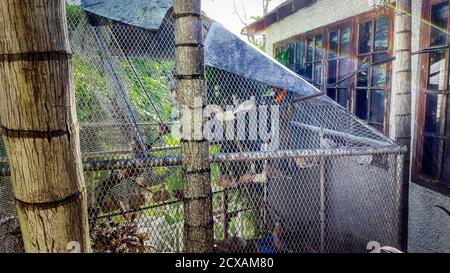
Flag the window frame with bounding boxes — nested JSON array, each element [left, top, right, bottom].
[[413, 0, 450, 196], [273, 9, 394, 134], [354, 14, 393, 132]]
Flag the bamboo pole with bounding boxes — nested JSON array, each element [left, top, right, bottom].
[[173, 0, 214, 252], [0, 0, 90, 252]]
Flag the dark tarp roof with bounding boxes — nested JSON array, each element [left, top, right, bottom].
[[66, 0, 173, 30]]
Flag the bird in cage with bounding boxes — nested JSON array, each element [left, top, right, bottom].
[[273, 88, 287, 104], [171, 189, 184, 201], [218, 174, 236, 189], [152, 186, 170, 203], [156, 122, 170, 137], [239, 172, 256, 185], [101, 195, 123, 214]]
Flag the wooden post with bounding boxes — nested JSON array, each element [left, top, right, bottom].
[[173, 0, 214, 252], [0, 0, 90, 252], [390, 0, 411, 251]]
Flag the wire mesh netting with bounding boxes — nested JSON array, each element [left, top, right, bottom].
[[0, 5, 405, 253]]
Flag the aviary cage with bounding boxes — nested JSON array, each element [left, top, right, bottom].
[[0, 1, 406, 253]]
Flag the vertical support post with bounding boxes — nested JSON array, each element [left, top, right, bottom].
[[174, 0, 214, 252], [395, 153, 406, 250], [0, 0, 90, 252], [319, 132, 326, 253], [221, 190, 229, 240], [390, 0, 412, 251]]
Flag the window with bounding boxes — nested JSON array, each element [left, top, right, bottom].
[[273, 10, 393, 134], [355, 16, 390, 132], [308, 35, 324, 89], [414, 0, 450, 195], [275, 41, 303, 76]]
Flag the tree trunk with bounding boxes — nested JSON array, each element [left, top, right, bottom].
[[390, 0, 411, 251], [0, 0, 90, 252], [173, 0, 214, 253]]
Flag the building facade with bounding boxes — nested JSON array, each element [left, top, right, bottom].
[[243, 0, 450, 252]]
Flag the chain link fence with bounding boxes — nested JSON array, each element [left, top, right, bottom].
[[0, 5, 405, 253]]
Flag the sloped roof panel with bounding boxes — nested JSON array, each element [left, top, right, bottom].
[[204, 23, 326, 101], [66, 0, 173, 30]]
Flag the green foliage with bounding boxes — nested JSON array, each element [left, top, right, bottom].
[[121, 59, 175, 122], [73, 55, 108, 122], [66, 4, 84, 33]]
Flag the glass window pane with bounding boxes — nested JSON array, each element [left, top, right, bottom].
[[287, 43, 295, 65], [305, 63, 313, 80], [370, 90, 385, 123], [329, 31, 338, 59], [314, 62, 323, 85], [422, 136, 439, 177], [328, 60, 337, 84], [338, 59, 350, 87], [327, 88, 337, 101], [443, 141, 450, 181], [372, 54, 389, 88], [357, 56, 370, 87], [307, 39, 314, 62], [337, 88, 348, 108], [430, 2, 449, 46], [340, 27, 351, 57], [356, 89, 368, 120], [295, 42, 303, 65], [315, 35, 323, 60], [424, 93, 444, 134], [428, 51, 446, 90], [359, 21, 372, 54], [374, 16, 389, 51]]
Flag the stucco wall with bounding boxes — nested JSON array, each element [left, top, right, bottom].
[[264, 0, 450, 252], [265, 0, 374, 57]]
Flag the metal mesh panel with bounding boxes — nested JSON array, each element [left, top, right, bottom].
[[0, 5, 405, 253]]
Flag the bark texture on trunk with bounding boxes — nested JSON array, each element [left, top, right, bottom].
[[391, 0, 412, 251], [173, 0, 214, 253], [0, 0, 90, 252]]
